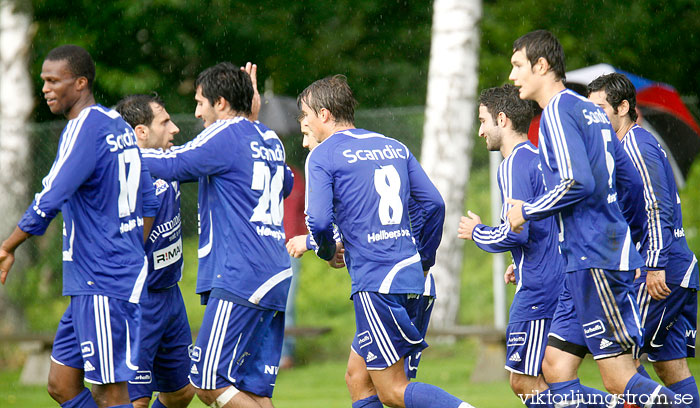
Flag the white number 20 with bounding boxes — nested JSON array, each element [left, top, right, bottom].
[[250, 162, 284, 226], [374, 165, 403, 225], [117, 148, 141, 217]]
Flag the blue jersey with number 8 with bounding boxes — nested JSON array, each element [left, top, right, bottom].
[[305, 128, 445, 296]]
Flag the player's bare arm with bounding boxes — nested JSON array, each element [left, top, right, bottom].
[[0, 226, 32, 284], [286, 234, 309, 258], [506, 198, 526, 232], [645, 269, 671, 300], [457, 210, 481, 240]]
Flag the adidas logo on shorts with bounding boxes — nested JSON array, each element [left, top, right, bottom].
[[190, 364, 199, 375], [599, 338, 613, 349], [366, 351, 378, 363], [84, 360, 95, 372], [509, 352, 522, 362]]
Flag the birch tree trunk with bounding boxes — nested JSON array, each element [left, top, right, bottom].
[[0, 0, 34, 333], [421, 0, 481, 330]]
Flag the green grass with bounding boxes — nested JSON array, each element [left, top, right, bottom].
[[2, 340, 699, 407]]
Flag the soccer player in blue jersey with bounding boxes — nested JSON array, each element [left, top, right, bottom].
[[506, 30, 689, 408], [588, 73, 699, 408], [458, 84, 565, 403], [0, 45, 159, 408], [115, 94, 195, 408], [141, 62, 293, 408], [299, 75, 473, 408]]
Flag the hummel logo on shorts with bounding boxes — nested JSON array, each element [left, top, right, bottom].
[[599, 338, 612, 349], [366, 351, 378, 363], [509, 352, 522, 362]]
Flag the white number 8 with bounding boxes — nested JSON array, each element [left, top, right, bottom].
[[374, 165, 403, 225]]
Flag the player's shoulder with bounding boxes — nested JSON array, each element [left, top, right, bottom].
[[625, 124, 657, 145]]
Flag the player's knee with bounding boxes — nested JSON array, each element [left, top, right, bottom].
[[46, 376, 81, 404], [509, 373, 533, 396], [653, 359, 692, 385], [131, 397, 150, 408], [161, 384, 196, 408], [599, 373, 627, 395], [376, 386, 406, 408]]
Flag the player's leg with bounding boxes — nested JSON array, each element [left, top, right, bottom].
[[147, 286, 195, 408], [575, 269, 686, 407], [345, 348, 381, 407], [48, 298, 99, 407]]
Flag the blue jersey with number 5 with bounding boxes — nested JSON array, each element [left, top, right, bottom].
[[305, 128, 445, 296], [142, 118, 293, 311], [18, 105, 158, 303], [521, 90, 644, 272]]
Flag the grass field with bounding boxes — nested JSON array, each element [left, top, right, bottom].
[[2, 339, 698, 407]]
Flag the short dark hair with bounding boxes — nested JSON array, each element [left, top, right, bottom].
[[513, 30, 566, 82], [45, 45, 96, 91], [586, 73, 638, 122], [195, 62, 252, 115], [479, 84, 535, 135], [297, 75, 357, 125], [114, 94, 164, 128]]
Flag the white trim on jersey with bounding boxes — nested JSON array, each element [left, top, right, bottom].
[[546, 94, 574, 181], [93, 295, 115, 384], [515, 252, 525, 294], [623, 128, 663, 267], [142, 118, 240, 159], [248, 267, 293, 305], [681, 255, 697, 288], [35, 107, 91, 209], [202, 299, 233, 389], [378, 252, 421, 294], [590, 269, 634, 350], [62, 220, 75, 261], [124, 319, 139, 371], [620, 228, 632, 272], [358, 292, 400, 366], [128, 256, 148, 304], [198, 210, 213, 259], [423, 271, 433, 296]]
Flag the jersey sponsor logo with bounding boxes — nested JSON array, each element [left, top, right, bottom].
[[120, 216, 144, 234], [256, 225, 285, 240], [342, 144, 407, 164], [607, 192, 618, 204], [148, 213, 181, 243], [154, 179, 169, 196], [582, 108, 611, 126], [686, 330, 696, 339], [599, 338, 613, 349], [153, 238, 183, 270], [583, 320, 606, 338], [367, 228, 411, 244], [674, 228, 686, 238], [81, 341, 94, 358], [106, 128, 138, 152], [366, 351, 378, 363], [357, 331, 373, 349], [84, 360, 96, 372], [507, 332, 527, 347], [250, 141, 284, 162], [509, 352, 522, 362], [129, 370, 153, 384], [189, 345, 202, 362], [264, 365, 279, 375]]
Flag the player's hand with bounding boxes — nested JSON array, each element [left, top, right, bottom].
[[457, 211, 481, 240], [634, 268, 641, 280], [645, 269, 671, 300], [0, 247, 15, 285], [504, 264, 516, 285], [328, 242, 345, 269], [242, 62, 261, 122], [286, 235, 309, 258], [506, 198, 526, 233]]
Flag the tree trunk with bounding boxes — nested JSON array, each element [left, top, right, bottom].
[[0, 0, 34, 334], [421, 0, 481, 330]]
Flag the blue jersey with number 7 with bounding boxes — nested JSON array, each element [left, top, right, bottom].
[[18, 105, 158, 303], [142, 118, 293, 311], [305, 128, 445, 296], [521, 90, 644, 273]]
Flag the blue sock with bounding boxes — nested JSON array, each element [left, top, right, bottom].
[[152, 397, 168, 408], [524, 388, 553, 408], [60, 388, 98, 408], [637, 364, 652, 379], [669, 377, 698, 408], [624, 373, 683, 408], [548, 379, 586, 408], [352, 394, 382, 408], [404, 382, 470, 408]]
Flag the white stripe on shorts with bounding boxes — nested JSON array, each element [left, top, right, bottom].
[[358, 292, 400, 366], [202, 299, 232, 389]]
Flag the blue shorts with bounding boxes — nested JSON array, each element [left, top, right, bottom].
[[189, 296, 284, 398], [634, 282, 697, 362], [505, 318, 550, 376], [51, 295, 141, 385], [128, 286, 192, 400], [548, 269, 643, 360], [350, 292, 430, 374]]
